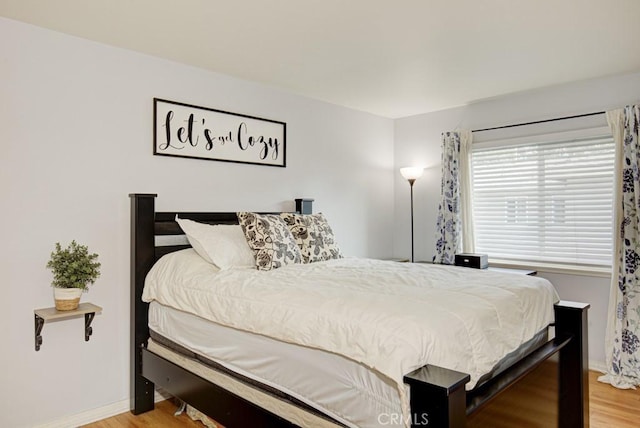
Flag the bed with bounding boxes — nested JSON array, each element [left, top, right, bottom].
[[129, 193, 590, 427]]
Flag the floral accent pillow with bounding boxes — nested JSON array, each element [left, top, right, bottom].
[[280, 212, 343, 263], [237, 212, 302, 270]]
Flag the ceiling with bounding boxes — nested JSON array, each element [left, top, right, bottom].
[[2, 0, 640, 118]]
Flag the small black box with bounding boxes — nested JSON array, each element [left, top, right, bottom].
[[455, 253, 488, 269]]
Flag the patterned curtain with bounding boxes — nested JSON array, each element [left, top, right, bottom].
[[433, 130, 473, 264], [600, 105, 640, 389]]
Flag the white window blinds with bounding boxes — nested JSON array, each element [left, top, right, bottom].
[[471, 132, 614, 268]]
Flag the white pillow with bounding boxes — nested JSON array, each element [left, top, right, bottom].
[[175, 217, 255, 270]]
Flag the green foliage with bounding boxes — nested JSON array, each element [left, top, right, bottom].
[[46, 241, 101, 290]]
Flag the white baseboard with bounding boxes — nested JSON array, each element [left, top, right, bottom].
[[589, 360, 607, 374], [33, 392, 168, 428]]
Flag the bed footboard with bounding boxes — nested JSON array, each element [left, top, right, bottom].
[[403, 301, 589, 428], [555, 301, 590, 427], [404, 365, 469, 427]]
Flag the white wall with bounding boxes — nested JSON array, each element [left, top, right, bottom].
[[0, 18, 394, 427], [394, 71, 640, 368]]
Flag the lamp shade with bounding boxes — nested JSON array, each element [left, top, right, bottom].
[[400, 167, 424, 181]]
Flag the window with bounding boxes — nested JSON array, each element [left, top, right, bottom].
[[471, 130, 614, 270]]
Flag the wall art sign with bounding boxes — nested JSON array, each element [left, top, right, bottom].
[[153, 98, 286, 167]]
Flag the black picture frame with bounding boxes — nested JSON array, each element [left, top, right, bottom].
[[153, 98, 286, 167]]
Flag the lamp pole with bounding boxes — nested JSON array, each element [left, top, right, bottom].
[[400, 166, 423, 263], [409, 178, 416, 262]]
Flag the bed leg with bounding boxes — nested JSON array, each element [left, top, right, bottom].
[[404, 365, 470, 428], [132, 345, 155, 414], [554, 301, 590, 428]]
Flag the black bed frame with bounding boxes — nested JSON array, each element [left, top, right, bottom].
[[130, 193, 590, 428]]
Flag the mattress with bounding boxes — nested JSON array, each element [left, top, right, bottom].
[[148, 301, 405, 428]]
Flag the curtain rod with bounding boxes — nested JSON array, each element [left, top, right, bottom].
[[471, 110, 605, 133]]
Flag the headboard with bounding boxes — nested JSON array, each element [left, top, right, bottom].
[[128, 193, 313, 412], [130, 193, 314, 264]]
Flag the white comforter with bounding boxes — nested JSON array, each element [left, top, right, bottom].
[[143, 250, 558, 424]]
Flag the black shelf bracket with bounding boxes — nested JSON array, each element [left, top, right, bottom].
[[34, 314, 44, 352], [85, 312, 96, 341]]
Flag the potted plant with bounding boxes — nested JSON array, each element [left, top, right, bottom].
[[46, 240, 101, 311]]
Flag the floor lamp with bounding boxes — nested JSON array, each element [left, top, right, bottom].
[[400, 167, 424, 262]]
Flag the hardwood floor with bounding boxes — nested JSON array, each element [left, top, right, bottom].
[[84, 369, 639, 428], [82, 400, 204, 428], [590, 371, 640, 427]]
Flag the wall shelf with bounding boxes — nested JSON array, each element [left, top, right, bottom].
[[34, 302, 102, 351]]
